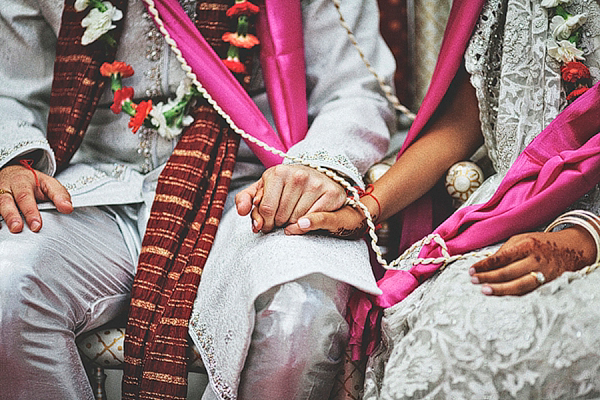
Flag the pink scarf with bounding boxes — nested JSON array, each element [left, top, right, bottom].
[[348, 0, 600, 359], [145, 0, 308, 167]]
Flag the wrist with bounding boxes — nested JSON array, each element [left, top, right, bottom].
[[359, 191, 381, 224], [560, 226, 597, 267]]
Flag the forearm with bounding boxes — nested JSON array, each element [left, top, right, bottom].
[[369, 67, 484, 222]]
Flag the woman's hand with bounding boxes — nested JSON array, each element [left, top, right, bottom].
[[470, 226, 597, 296], [283, 192, 380, 239], [0, 164, 73, 233]]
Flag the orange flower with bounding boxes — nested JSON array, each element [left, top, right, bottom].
[[567, 86, 589, 101], [100, 61, 134, 78], [222, 32, 259, 49], [110, 87, 134, 114], [128, 100, 152, 133], [561, 61, 591, 83], [566, 86, 589, 102], [226, 1, 259, 17], [223, 58, 246, 74]]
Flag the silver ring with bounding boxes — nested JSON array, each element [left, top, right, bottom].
[[530, 271, 546, 285]]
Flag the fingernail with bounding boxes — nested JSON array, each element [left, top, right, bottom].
[[481, 285, 493, 295], [468, 267, 475, 276], [30, 221, 41, 231], [9, 221, 20, 231], [253, 219, 259, 228], [471, 276, 479, 284], [298, 218, 310, 229]]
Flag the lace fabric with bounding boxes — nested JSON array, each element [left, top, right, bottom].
[[364, 0, 600, 398]]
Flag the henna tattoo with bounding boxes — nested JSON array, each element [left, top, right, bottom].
[[520, 237, 588, 279], [332, 218, 368, 240]]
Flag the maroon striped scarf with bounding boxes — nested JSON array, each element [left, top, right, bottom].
[[47, 1, 249, 398]]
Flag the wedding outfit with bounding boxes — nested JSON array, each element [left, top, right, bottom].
[[361, 0, 600, 398], [0, 0, 395, 398]]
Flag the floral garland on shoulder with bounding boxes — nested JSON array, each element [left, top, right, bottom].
[[543, 0, 592, 103], [75, 0, 260, 138]]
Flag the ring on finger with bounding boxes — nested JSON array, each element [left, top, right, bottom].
[[0, 188, 13, 196], [529, 271, 546, 285]]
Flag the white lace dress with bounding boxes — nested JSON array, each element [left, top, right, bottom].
[[363, 0, 600, 398]]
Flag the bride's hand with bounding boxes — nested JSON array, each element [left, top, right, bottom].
[[283, 204, 370, 240], [470, 227, 597, 296]]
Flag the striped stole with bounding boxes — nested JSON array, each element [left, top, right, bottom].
[[47, 1, 248, 398]]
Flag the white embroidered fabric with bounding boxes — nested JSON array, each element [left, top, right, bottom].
[[363, 0, 600, 398]]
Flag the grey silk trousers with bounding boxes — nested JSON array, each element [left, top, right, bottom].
[[0, 207, 136, 400], [0, 206, 350, 400]]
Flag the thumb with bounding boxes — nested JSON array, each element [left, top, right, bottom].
[[284, 212, 332, 236]]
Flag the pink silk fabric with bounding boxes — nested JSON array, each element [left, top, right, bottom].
[[145, 0, 307, 167], [348, 0, 600, 360]]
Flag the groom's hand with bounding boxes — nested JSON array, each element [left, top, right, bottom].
[[235, 164, 346, 233]]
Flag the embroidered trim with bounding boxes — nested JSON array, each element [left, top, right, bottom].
[[189, 316, 236, 400], [0, 140, 49, 161], [62, 170, 109, 192], [286, 150, 361, 181]]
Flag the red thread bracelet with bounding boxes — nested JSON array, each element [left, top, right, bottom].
[[19, 159, 40, 187], [360, 184, 381, 218], [350, 184, 382, 228]]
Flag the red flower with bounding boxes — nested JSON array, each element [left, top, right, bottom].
[[100, 61, 135, 78], [223, 58, 247, 74], [566, 86, 590, 102], [226, 1, 259, 17], [222, 32, 260, 49], [561, 61, 591, 83], [128, 100, 152, 133], [110, 87, 134, 114]]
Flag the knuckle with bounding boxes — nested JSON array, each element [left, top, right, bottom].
[[307, 179, 324, 193], [258, 203, 276, 217], [291, 169, 309, 185], [271, 165, 286, 179], [13, 191, 31, 203]]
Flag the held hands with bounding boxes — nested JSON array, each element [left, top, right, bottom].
[[235, 164, 347, 234], [470, 227, 596, 296], [0, 164, 73, 233]]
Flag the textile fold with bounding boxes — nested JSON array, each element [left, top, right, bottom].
[[348, 0, 600, 360]]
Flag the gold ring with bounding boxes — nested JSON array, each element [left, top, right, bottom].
[[0, 188, 13, 196], [530, 271, 546, 285]]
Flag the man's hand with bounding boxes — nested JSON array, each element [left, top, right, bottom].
[[470, 227, 596, 296], [235, 164, 347, 233], [0, 165, 73, 233]]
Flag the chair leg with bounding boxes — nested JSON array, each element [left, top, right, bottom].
[[92, 366, 108, 400]]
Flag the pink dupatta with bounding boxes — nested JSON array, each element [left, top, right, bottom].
[[145, 0, 308, 167], [348, 0, 600, 360]]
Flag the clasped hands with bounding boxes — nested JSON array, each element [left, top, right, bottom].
[[238, 166, 597, 296]]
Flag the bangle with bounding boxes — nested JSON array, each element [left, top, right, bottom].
[[545, 210, 600, 266]]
